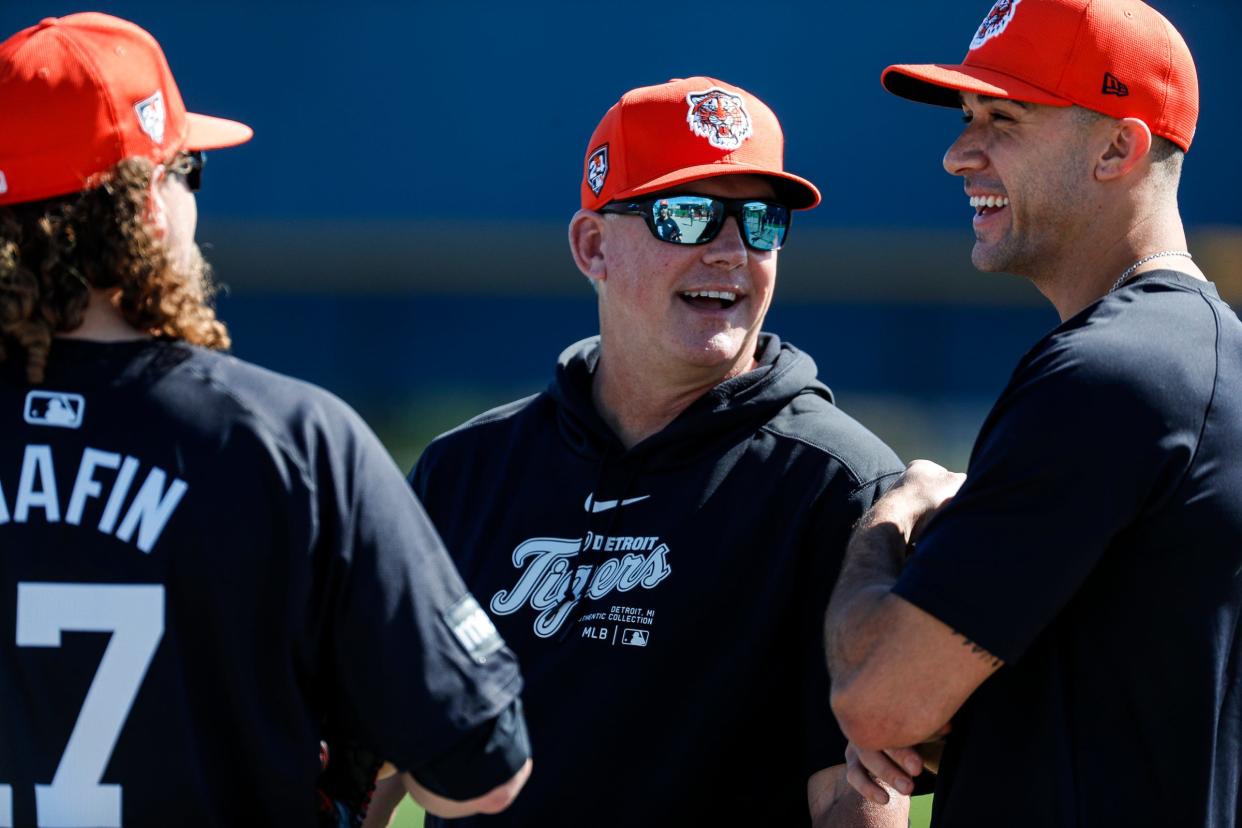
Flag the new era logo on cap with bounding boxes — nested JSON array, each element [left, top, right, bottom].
[[1102, 73, 1129, 97]]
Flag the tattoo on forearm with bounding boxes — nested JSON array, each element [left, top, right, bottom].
[[953, 630, 1004, 669]]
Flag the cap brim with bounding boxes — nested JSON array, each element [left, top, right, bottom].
[[184, 112, 253, 150], [882, 63, 1071, 109], [614, 163, 821, 210]]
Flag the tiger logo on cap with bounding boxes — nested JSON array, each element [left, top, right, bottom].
[[970, 0, 1020, 50], [686, 88, 752, 151]]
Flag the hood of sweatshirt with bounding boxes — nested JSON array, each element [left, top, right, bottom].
[[547, 333, 833, 468]]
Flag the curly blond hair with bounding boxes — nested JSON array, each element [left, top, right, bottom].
[[0, 156, 230, 383]]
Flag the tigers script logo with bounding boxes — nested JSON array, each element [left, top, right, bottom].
[[686, 87, 752, 151], [489, 531, 671, 638], [970, 0, 1020, 50]]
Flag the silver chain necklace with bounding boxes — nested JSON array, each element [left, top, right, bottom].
[[1109, 251, 1194, 294]]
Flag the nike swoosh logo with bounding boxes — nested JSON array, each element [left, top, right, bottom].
[[584, 494, 651, 513]]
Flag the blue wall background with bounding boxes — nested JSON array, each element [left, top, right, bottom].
[[4, 0, 1238, 227], [3, 1, 1238, 466]]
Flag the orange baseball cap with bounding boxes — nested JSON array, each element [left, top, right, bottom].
[[580, 76, 820, 211], [0, 13, 253, 207], [881, 0, 1199, 151]]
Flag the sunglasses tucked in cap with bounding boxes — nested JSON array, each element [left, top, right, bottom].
[[881, 0, 1199, 151], [0, 12, 253, 207], [580, 76, 821, 212]]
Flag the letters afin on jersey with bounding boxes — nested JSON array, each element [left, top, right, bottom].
[[0, 444, 188, 553]]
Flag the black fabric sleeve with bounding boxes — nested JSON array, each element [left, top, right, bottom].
[[802, 471, 903, 777], [409, 698, 531, 800], [894, 334, 1198, 664], [317, 405, 523, 773]]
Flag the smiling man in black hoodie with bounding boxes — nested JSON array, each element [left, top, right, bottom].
[[397, 77, 906, 827]]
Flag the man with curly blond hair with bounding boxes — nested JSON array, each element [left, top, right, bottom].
[[0, 13, 529, 827]]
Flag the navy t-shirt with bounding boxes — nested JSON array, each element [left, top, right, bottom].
[[895, 272, 1242, 827], [0, 339, 522, 827]]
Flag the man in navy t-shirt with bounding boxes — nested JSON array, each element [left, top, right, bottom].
[[0, 14, 529, 826], [824, 1, 1242, 826]]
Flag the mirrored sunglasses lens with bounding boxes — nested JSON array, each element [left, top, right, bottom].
[[651, 196, 717, 244], [741, 202, 788, 251]]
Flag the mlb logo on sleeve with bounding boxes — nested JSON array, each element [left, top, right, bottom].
[[443, 594, 507, 664], [24, 391, 85, 429]]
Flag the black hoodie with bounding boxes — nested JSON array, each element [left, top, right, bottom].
[[411, 334, 902, 827]]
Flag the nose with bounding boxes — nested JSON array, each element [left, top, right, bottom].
[[943, 127, 986, 178], [702, 216, 748, 269]]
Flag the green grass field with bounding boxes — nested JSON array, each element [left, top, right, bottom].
[[384, 794, 934, 827], [391, 798, 422, 827]]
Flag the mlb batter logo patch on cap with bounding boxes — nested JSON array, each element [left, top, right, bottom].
[[134, 89, 166, 144], [24, 390, 85, 429], [686, 87, 753, 150], [0, 171, 7, 195], [970, 0, 1020, 50], [587, 144, 609, 196]]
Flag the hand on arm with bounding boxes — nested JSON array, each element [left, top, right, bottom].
[[807, 764, 909, 828], [843, 723, 949, 805], [825, 461, 1002, 750]]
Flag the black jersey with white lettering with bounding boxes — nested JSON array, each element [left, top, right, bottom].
[[411, 334, 903, 827], [0, 338, 523, 828], [895, 272, 1242, 827]]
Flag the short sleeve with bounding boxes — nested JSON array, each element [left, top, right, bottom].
[[894, 337, 1196, 663], [803, 473, 901, 775], [319, 409, 523, 771]]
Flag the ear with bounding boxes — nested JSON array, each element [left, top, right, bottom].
[[568, 209, 608, 286], [145, 165, 170, 238], [1095, 117, 1153, 182]]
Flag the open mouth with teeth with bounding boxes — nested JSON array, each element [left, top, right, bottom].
[[679, 290, 739, 310], [970, 195, 1010, 216]]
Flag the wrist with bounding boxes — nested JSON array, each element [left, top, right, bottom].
[[866, 493, 921, 542]]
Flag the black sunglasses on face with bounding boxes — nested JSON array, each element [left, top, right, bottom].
[[599, 193, 792, 251], [166, 150, 205, 192]]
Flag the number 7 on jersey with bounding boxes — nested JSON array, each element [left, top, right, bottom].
[[3, 583, 164, 828]]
